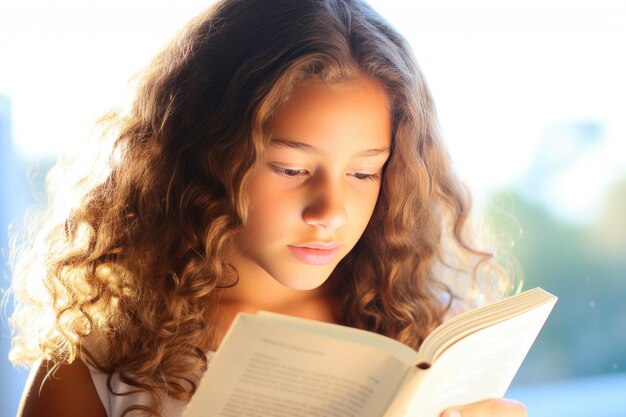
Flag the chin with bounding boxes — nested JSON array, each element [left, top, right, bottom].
[[274, 272, 331, 291]]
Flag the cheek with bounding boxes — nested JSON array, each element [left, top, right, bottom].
[[244, 180, 301, 237], [348, 189, 380, 231]]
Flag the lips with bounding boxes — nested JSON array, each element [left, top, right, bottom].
[[288, 243, 341, 265]]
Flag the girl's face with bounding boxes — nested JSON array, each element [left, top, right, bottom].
[[232, 76, 392, 291]]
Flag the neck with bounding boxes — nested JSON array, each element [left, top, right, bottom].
[[203, 258, 341, 350], [219, 256, 333, 311]]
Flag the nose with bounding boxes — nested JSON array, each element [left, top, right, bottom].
[[302, 174, 347, 231]]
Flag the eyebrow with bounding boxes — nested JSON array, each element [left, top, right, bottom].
[[270, 138, 390, 158]]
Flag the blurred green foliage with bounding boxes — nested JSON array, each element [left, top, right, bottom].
[[485, 178, 626, 384]]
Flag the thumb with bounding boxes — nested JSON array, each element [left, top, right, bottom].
[[440, 398, 527, 417]]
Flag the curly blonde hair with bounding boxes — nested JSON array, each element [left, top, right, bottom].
[[9, 0, 515, 415]]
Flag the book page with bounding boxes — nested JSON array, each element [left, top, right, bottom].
[[184, 315, 410, 417], [416, 287, 556, 364], [256, 311, 420, 365], [404, 300, 556, 417]]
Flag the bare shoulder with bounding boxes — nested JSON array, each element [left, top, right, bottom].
[[17, 356, 107, 417]]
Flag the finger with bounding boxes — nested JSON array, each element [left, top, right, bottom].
[[440, 398, 527, 417]]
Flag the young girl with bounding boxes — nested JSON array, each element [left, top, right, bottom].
[[10, 0, 527, 416]]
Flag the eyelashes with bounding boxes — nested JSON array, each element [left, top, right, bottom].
[[268, 164, 380, 181], [350, 172, 380, 181], [270, 165, 308, 178]]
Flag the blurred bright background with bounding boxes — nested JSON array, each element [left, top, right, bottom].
[[1, 0, 625, 416]]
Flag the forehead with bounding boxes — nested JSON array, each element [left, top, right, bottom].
[[269, 77, 392, 151]]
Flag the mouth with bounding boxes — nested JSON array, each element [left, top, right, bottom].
[[287, 244, 341, 265]]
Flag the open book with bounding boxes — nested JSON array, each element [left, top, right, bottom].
[[184, 287, 557, 417]]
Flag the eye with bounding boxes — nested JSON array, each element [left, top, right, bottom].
[[269, 164, 309, 178], [349, 172, 381, 181]]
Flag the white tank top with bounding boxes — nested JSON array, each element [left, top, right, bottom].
[[87, 351, 216, 417]]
